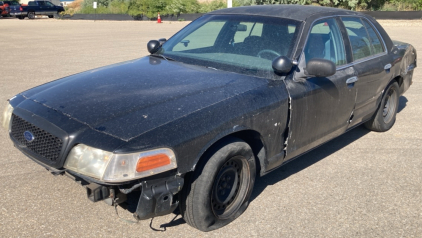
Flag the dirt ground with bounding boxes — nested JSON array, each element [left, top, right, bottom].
[[0, 18, 421, 237]]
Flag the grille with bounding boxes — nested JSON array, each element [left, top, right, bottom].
[[11, 114, 63, 162]]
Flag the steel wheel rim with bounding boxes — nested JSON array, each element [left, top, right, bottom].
[[382, 87, 397, 124], [211, 155, 250, 219]]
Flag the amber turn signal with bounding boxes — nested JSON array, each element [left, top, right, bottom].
[[136, 154, 171, 172]]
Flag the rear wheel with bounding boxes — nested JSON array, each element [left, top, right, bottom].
[[180, 137, 256, 231], [27, 11, 35, 19], [365, 81, 399, 132]]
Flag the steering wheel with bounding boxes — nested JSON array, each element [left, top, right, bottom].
[[257, 49, 281, 58]]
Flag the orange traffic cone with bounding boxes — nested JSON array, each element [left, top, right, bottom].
[[157, 12, 162, 23]]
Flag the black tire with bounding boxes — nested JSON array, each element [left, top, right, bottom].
[[180, 137, 256, 231], [365, 81, 399, 132], [27, 11, 35, 19], [48, 15, 54, 18]]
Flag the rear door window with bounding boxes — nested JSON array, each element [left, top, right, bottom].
[[341, 17, 384, 61]]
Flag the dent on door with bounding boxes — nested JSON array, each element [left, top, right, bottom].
[[282, 59, 358, 161]]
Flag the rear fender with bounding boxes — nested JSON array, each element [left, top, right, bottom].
[[391, 41, 417, 95]]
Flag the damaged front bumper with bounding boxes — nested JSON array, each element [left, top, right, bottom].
[[8, 105, 184, 221], [15, 143, 184, 220], [79, 173, 184, 220]]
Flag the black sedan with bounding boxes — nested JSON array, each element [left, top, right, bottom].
[[2, 5, 417, 232]]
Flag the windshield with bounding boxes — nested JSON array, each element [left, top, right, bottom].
[[159, 14, 301, 78]]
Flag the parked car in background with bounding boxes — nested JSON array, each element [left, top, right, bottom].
[[10, 0, 64, 19], [2, 5, 417, 232], [0, 1, 9, 17], [0, 1, 19, 17], [3, 1, 20, 17]]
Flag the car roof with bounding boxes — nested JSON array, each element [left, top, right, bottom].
[[208, 5, 361, 22]]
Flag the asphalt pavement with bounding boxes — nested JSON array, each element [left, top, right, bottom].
[[0, 18, 421, 237]]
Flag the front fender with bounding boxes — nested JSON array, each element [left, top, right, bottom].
[[119, 81, 290, 176]]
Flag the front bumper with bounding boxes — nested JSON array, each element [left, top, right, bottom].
[[71, 172, 184, 220], [13, 132, 184, 220], [133, 175, 184, 220], [8, 102, 184, 220]]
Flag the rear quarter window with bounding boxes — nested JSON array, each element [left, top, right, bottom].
[[362, 19, 384, 54]]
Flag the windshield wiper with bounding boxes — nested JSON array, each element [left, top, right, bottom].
[[151, 54, 177, 62]]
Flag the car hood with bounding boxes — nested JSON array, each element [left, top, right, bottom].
[[21, 56, 268, 141]]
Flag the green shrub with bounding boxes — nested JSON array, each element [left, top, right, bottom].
[[127, 0, 170, 18], [72, 0, 422, 18], [199, 0, 226, 13], [234, 0, 422, 11], [166, 0, 200, 15]]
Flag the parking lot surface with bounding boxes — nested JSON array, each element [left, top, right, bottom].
[[0, 18, 421, 237]]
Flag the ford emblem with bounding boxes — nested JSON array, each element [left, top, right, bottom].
[[24, 131, 35, 142]]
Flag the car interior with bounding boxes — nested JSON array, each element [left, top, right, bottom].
[[232, 23, 294, 58], [304, 19, 347, 66], [172, 21, 297, 61]]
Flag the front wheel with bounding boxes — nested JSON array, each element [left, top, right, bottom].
[[365, 81, 399, 132], [179, 137, 256, 231]]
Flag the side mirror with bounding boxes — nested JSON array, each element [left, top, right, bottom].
[[158, 38, 167, 45], [147, 40, 160, 54], [272, 56, 293, 74], [305, 58, 336, 78]]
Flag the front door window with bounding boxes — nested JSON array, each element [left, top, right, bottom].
[[304, 18, 346, 66]]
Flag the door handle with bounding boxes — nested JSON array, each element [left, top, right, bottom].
[[346, 76, 358, 84]]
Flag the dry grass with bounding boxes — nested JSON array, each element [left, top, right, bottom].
[[64, 0, 83, 15], [67, 0, 83, 9]]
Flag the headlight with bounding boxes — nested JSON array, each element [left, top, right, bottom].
[[64, 144, 113, 180], [2, 102, 13, 131], [64, 144, 177, 182]]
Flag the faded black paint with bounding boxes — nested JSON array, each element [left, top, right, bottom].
[[10, 56, 290, 175], [6, 6, 417, 185]]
